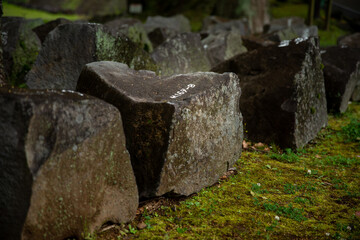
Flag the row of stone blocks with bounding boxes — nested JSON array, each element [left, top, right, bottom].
[[0, 66, 243, 239], [1, 32, 333, 239]]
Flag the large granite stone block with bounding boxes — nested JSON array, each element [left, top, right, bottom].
[[0, 87, 138, 240], [321, 47, 360, 111], [25, 23, 157, 90], [151, 33, 211, 76], [77, 61, 243, 199], [212, 37, 327, 149]]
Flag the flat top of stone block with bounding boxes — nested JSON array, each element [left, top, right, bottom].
[[212, 37, 318, 83], [81, 61, 231, 102], [0, 87, 91, 101]]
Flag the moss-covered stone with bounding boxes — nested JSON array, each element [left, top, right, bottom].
[[95, 28, 157, 72], [25, 23, 157, 90], [104, 18, 154, 52], [151, 33, 211, 76], [2, 17, 42, 87], [0, 87, 138, 239]]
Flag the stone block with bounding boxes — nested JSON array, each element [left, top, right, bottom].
[[25, 23, 157, 90], [151, 33, 211, 76], [212, 37, 327, 149], [321, 47, 360, 110], [77, 61, 243, 198], [0, 87, 138, 240]]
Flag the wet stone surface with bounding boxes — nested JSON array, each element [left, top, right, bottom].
[[0, 87, 138, 240], [212, 37, 327, 149], [77, 61, 243, 199], [321, 46, 360, 111]]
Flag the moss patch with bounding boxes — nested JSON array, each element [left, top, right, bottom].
[[95, 29, 157, 72], [95, 102, 360, 239], [3, 2, 85, 22]]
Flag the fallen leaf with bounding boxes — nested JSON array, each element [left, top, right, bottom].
[[137, 222, 147, 230]]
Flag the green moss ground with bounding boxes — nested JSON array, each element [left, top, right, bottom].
[[93, 102, 360, 240], [3, 2, 85, 22]]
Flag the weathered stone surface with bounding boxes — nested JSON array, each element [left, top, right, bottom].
[[148, 27, 178, 49], [337, 33, 360, 48], [202, 29, 247, 68], [352, 80, 360, 102], [265, 17, 306, 33], [213, 0, 270, 33], [77, 61, 243, 199], [25, 23, 157, 90], [0, 12, 5, 84], [144, 14, 191, 34], [212, 37, 327, 149], [2, 17, 42, 86], [104, 18, 153, 52], [201, 18, 250, 36], [32, 18, 71, 43], [0, 87, 138, 240], [321, 47, 360, 110], [242, 35, 275, 51], [265, 17, 318, 42], [151, 33, 211, 76]]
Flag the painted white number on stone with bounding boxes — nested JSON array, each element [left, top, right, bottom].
[[170, 84, 196, 99]]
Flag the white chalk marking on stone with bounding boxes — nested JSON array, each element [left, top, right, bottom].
[[278, 40, 290, 47], [170, 84, 196, 99]]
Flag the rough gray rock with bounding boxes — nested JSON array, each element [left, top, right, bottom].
[[213, 0, 270, 34], [337, 33, 360, 48], [148, 27, 178, 49], [242, 35, 275, 51], [151, 33, 211, 76], [265, 17, 306, 33], [321, 47, 360, 109], [0, 87, 138, 240], [2, 17, 42, 86], [201, 18, 250, 36], [265, 17, 318, 42], [144, 14, 191, 34], [32, 18, 71, 43], [212, 37, 327, 149], [25, 23, 157, 90], [77, 61, 243, 199], [202, 29, 247, 68], [104, 18, 153, 52]]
